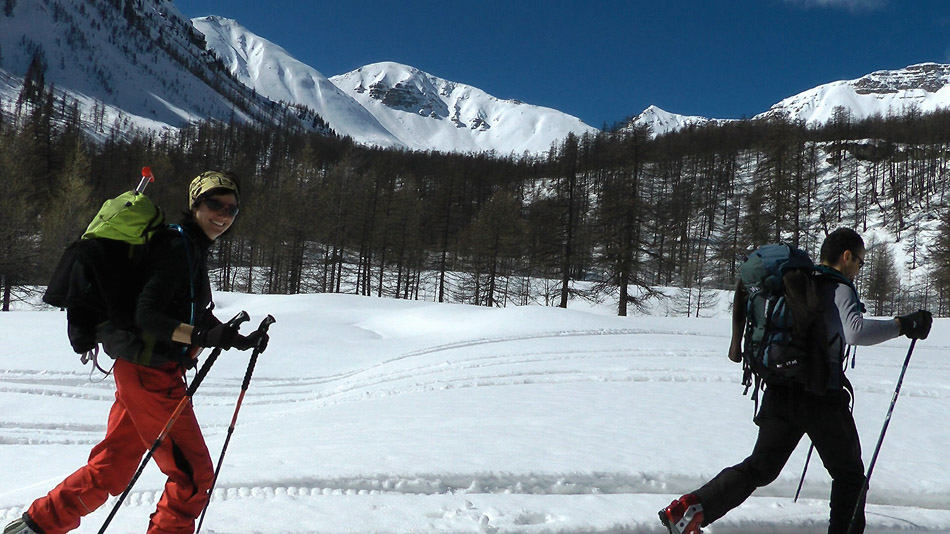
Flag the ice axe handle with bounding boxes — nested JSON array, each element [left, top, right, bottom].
[[135, 166, 155, 194]]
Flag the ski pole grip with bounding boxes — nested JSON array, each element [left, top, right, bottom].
[[257, 315, 276, 335], [188, 311, 250, 395], [240, 315, 275, 390], [227, 310, 252, 329]]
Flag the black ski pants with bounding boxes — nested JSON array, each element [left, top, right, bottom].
[[693, 383, 867, 534]]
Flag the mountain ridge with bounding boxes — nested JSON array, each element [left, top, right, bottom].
[[192, 15, 401, 148], [3, 1, 949, 153], [327, 61, 598, 154], [0, 0, 313, 136], [192, 16, 599, 155], [628, 62, 950, 136]]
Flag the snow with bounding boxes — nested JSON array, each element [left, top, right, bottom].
[[0, 0, 268, 135], [632, 63, 950, 137], [2, 293, 949, 533], [329, 62, 597, 156], [191, 16, 402, 149], [190, 14, 599, 156], [758, 63, 950, 126], [624, 105, 735, 138]]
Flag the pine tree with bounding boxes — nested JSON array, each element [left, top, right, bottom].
[[861, 237, 901, 316], [39, 140, 95, 280]]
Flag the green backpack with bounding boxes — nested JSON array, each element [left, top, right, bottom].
[[81, 190, 165, 244]]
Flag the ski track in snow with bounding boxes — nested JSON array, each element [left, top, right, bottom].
[[2, 479, 945, 534], [215, 329, 735, 409], [3, 324, 950, 533], [1, 329, 723, 410]]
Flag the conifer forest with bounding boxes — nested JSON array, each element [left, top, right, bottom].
[[3, 79, 950, 316]]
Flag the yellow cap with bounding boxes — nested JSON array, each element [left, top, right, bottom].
[[189, 171, 239, 210]]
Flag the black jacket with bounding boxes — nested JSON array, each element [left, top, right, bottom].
[[98, 219, 219, 366]]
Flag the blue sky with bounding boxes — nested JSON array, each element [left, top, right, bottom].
[[174, 0, 950, 128]]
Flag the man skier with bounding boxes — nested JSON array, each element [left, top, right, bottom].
[[659, 228, 933, 534], [6, 171, 266, 534]]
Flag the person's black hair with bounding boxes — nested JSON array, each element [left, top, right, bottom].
[[819, 228, 864, 264]]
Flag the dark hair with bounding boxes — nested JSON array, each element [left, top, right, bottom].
[[819, 228, 864, 264]]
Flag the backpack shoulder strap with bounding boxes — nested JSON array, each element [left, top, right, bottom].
[[814, 265, 865, 313], [167, 224, 197, 326]]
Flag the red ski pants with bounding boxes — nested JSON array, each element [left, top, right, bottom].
[[28, 359, 214, 534]]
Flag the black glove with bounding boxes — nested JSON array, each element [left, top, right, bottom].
[[67, 308, 98, 354], [191, 323, 240, 349], [231, 330, 269, 352], [896, 310, 933, 340]]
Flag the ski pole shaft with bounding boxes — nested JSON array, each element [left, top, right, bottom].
[[794, 442, 814, 502], [196, 315, 275, 534], [135, 166, 155, 194], [799, 346, 854, 504], [97, 311, 249, 534], [847, 338, 917, 534]]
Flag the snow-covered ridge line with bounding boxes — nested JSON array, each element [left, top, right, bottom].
[[629, 62, 950, 136], [192, 17, 597, 155]]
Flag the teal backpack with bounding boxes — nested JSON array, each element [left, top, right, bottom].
[[738, 243, 833, 397]]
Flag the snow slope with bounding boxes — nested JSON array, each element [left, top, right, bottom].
[[0, 0, 281, 131], [629, 63, 950, 136], [328, 62, 597, 155], [192, 16, 401, 148], [757, 63, 950, 125], [623, 105, 735, 137], [1, 293, 949, 533], [191, 16, 598, 155]]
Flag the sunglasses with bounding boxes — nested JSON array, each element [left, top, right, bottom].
[[203, 197, 240, 217]]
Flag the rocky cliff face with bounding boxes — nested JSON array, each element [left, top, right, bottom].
[[853, 63, 950, 95]]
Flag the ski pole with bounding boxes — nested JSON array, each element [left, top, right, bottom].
[[847, 338, 917, 534], [796, 345, 855, 503], [794, 442, 814, 502], [196, 315, 276, 534], [97, 311, 250, 534]]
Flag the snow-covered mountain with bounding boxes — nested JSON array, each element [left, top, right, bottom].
[[6, 1, 948, 154], [629, 63, 950, 137], [623, 105, 734, 137], [328, 62, 597, 155], [192, 16, 401, 148], [192, 16, 597, 155], [0, 0, 309, 136], [757, 62, 950, 125]]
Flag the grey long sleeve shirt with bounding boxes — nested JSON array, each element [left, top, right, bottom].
[[832, 283, 900, 346], [819, 277, 901, 389]]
